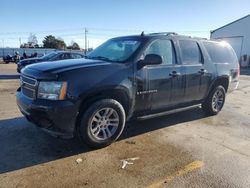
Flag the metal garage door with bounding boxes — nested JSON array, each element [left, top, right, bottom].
[[220, 36, 243, 60]]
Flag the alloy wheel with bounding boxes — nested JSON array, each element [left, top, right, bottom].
[[89, 107, 119, 140]]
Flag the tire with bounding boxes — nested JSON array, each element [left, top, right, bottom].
[[202, 85, 226, 116], [77, 99, 126, 148]]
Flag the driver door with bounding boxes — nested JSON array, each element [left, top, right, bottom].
[[135, 39, 185, 113]]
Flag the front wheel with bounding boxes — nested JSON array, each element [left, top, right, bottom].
[[77, 99, 126, 148], [202, 85, 226, 115]]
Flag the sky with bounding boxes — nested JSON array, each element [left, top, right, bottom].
[[0, 0, 249, 48]]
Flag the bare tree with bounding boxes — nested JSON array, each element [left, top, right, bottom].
[[67, 40, 80, 50], [27, 33, 38, 47]]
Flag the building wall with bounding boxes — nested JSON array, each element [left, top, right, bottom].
[[210, 15, 250, 66]]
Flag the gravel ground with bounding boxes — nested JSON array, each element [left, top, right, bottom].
[[0, 63, 17, 74]]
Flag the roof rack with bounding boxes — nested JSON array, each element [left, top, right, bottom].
[[191, 37, 208, 40], [148, 32, 178, 36]]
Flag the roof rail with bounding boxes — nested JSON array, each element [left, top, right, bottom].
[[192, 37, 208, 40], [148, 32, 178, 36]]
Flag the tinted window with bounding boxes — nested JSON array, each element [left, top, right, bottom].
[[50, 54, 61, 61], [62, 53, 71, 59], [42, 52, 58, 60], [71, 54, 83, 59], [145, 39, 175, 65], [54, 53, 71, 60], [179, 40, 202, 64], [203, 41, 238, 64]]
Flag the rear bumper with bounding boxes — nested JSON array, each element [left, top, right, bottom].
[[228, 80, 239, 93], [16, 88, 78, 138]]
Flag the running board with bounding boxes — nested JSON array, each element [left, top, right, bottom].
[[137, 104, 202, 120]]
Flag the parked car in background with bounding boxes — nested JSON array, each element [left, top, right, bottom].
[[16, 32, 240, 148], [3, 52, 21, 64], [3, 55, 13, 64], [17, 51, 84, 73]]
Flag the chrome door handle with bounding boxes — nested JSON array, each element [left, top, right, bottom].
[[169, 71, 181, 77], [198, 69, 207, 74]]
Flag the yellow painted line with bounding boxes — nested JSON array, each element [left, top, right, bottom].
[[147, 160, 204, 188]]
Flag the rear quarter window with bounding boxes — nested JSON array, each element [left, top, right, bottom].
[[203, 41, 238, 64]]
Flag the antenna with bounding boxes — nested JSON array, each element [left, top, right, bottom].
[[84, 28, 88, 55]]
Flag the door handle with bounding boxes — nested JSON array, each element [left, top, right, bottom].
[[198, 69, 207, 74], [169, 71, 181, 77]]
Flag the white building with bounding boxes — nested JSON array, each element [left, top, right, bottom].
[[210, 14, 250, 67]]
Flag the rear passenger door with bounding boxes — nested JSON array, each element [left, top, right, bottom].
[[144, 39, 185, 111], [178, 40, 211, 102]]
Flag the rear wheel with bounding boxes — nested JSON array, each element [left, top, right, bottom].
[[202, 85, 226, 115], [77, 99, 126, 148]]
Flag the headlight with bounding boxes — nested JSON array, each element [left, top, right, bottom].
[[38, 81, 67, 100]]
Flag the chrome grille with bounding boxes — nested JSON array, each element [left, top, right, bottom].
[[20, 75, 37, 99], [21, 75, 37, 86]]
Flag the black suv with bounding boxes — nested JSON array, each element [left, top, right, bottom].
[[16, 51, 84, 73], [16, 33, 240, 148]]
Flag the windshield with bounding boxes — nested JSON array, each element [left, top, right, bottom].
[[86, 39, 141, 62], [41, 52, 58, 60]]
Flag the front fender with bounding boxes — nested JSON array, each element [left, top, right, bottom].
[[78, 84, 134, 118]]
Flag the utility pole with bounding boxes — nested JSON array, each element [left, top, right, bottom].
[[2, 39, 4, 57], [19, 37, 22, 47], [84, 28, 88, 54]]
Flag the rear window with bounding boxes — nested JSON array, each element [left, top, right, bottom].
[[203, 41, 238, 64]]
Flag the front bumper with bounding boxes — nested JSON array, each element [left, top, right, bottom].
[[16, 88, 78, 138]]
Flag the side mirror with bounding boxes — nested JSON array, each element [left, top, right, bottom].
[[139, 54, 162, 68]]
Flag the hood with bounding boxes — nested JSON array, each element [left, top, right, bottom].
[[25, 58, 111, 73], [19, 57, 43, 65]]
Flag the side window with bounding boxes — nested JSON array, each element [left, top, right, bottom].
[[63, 53, 71, 59], [203, 41, 238, 64], [70, 54, 76, 59], [179, 40, 202, 64], [145, 39, 175, 65], [71, 54, 83, 59], [56, 54, 66, 60], [54, 54, 63, 60]]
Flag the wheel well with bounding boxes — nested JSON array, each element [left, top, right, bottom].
[[77, 89, 130, 119], [211, 77, 229, 92]]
